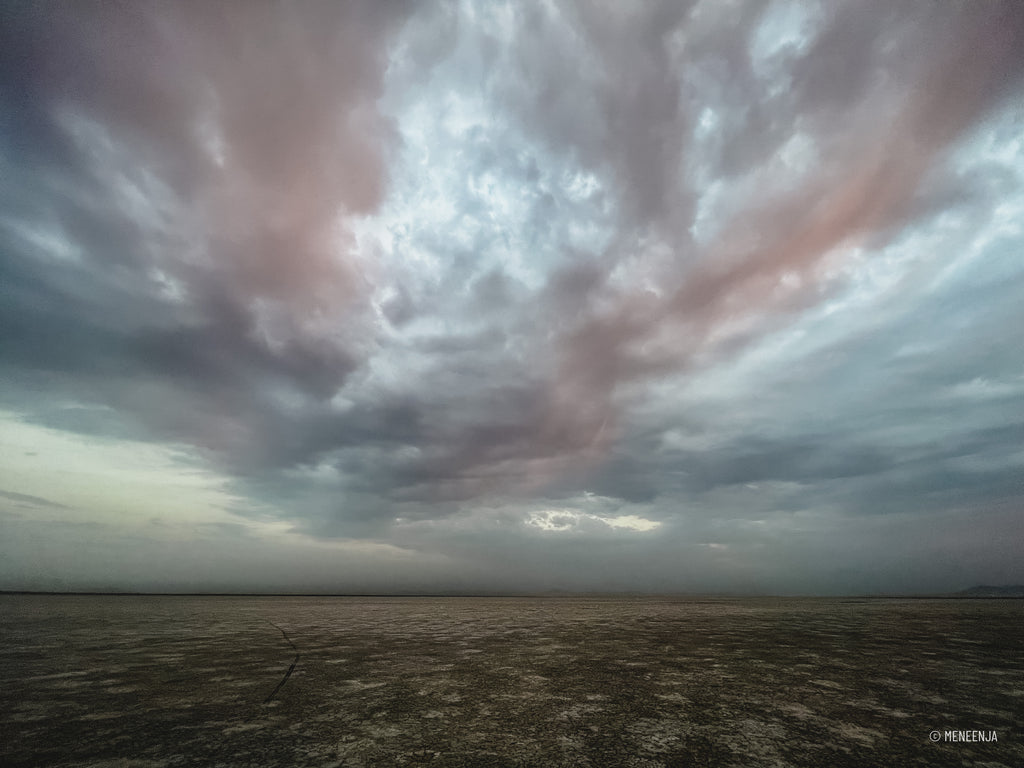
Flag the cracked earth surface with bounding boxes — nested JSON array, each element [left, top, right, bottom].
[[1, 596, 1021, 767]]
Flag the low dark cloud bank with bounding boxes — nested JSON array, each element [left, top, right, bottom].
[[1, 1, 1023, 593]]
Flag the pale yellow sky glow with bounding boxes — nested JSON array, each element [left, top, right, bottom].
[[0, 409, 242, 532]]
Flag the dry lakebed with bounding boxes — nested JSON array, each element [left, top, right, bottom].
[[1, 595, 1021, 767]]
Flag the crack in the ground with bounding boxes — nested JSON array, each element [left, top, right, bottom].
[[263, 621, 299, 705]]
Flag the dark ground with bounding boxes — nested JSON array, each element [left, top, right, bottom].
[[1, 596, 1021, 767]]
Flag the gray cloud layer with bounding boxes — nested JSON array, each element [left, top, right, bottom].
[[2, 1, 1023, 593]]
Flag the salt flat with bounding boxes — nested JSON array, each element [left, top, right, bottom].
[[1, 596, 1021, 767]]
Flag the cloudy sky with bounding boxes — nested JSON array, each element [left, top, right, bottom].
[[1, 1, 1022, 595]]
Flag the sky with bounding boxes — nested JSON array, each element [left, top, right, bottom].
[[1, 0, 1023, 595]]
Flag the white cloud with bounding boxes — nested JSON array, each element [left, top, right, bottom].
[[526, 509, 661, 534]]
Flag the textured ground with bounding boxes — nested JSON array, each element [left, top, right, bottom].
[[1, 596, 1021, 767]]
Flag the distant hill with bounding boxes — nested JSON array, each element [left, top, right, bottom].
[[955, 585, 1024, 598]]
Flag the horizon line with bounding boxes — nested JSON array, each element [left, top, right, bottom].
[[3, 589, 1021, 599]]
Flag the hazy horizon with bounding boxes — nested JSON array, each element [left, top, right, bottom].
[[2, 1, 1023, 595], [4, 586, 1022, 598]]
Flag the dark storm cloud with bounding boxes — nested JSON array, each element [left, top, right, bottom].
[[1, 0, 411, 458], [1, 0, 1023, 592]]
